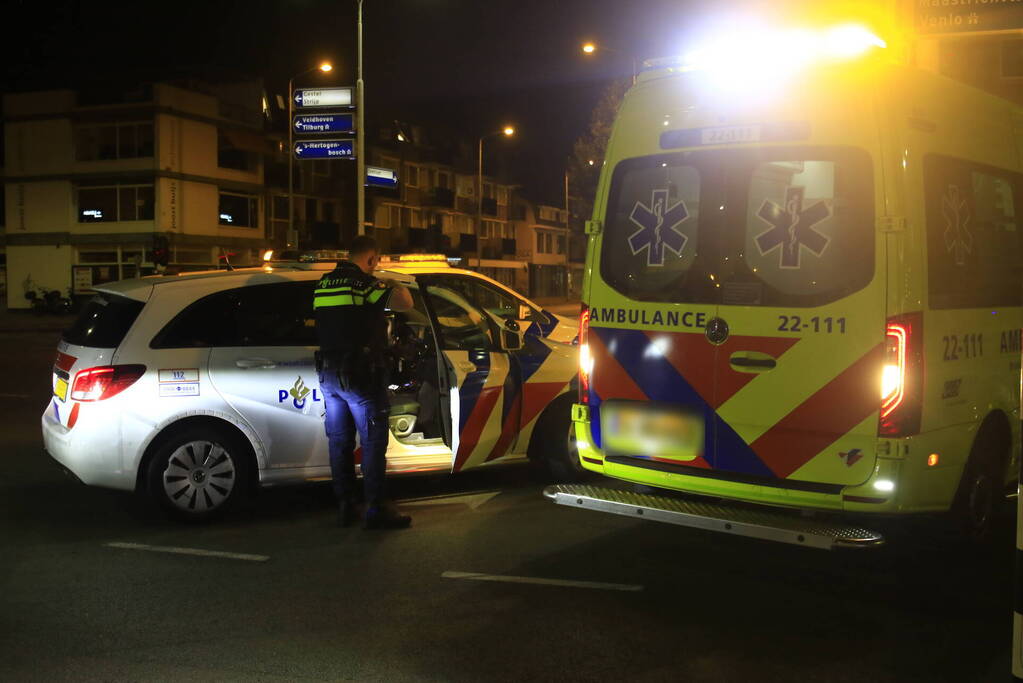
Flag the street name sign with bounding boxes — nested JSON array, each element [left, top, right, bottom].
[[366, 166, 398, 188], [293, 112, 355, 133], [293, 87, 354, 108], [293, 139, 355, 159], [916, 0, 1023, 35]]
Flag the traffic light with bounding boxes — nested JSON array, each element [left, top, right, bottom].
[[152, 234, 170, 267]]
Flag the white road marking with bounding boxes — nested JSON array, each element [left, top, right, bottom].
[[442, 571, 642, 592], [104, 542, 269, 562], [403, 491, 501, 510]]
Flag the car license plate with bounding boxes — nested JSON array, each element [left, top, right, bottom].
[[601, 402, 703, 461], [54, 377, 68, 402]]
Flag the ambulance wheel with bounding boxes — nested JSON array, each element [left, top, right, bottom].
[[952, 422, 1008, 543], [145, 424, 252, 522], [531, 394, 587, 483]]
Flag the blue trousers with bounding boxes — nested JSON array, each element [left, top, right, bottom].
[[318, 369, 390, 507]]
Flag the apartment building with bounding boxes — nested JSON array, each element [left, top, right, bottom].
[[368, 126, 527, 292], [511, 199, 569, 300], [1, 81, 276, 307]]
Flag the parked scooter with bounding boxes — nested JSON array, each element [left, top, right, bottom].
[[25, 289, 73, 315]]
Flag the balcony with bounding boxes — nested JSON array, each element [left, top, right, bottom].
[[458, 234, 477, 252], [481, 197, 497, 217]]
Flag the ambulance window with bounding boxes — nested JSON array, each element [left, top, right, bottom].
[[740, 156, 874, 305], [924, 156, 1023, 309], [601, 160, 702, 302]]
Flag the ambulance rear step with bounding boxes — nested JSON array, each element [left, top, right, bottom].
[[543, 484, 884, 550]]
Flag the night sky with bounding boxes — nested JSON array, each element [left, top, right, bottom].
[[2, 0, 716, 202]]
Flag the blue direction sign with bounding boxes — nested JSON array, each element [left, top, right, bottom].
[[293, 113, 355, 134], [366, 166, 398, 188], [293, 139, 355, 159], [293, 87, 353, 108]]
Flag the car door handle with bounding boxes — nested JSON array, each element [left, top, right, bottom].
[[235, 358, 277, 369], [728, 352, 776, 372]]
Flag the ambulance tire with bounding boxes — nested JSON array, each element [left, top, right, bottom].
[[952, 419, 1008, 544], [531, 394, 587, 483], [145, 423, 253, 522]]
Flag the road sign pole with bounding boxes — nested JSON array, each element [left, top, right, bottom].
[[1015, 359, 1023, 679], [288, 75, 295, 250], [356, 0, 366, 237]]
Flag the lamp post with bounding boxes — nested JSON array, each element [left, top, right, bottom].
[[288, 61, 333, 250], [581, 41, 637, 84], [476, 126, 515, 270], [356, 0, 366, 235]]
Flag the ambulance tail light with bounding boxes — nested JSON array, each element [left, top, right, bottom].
[[70, 365, 146, 402], [578, 305, 592, 404], [879, 313, 922, 437]]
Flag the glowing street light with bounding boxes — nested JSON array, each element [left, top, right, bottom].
[[581, 42, 596, 54], [476, 125, 517, 268], [319, 62, 333, 73]]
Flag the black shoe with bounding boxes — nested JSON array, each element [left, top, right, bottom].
[[364, 509, 412, 530], [338, 501, 360, 528]]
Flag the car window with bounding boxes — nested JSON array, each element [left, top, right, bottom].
[[152, 281, 317, 348], [430, 275, 546, 324], [63, 292, 145, 348], [422, 285, 493, 351]]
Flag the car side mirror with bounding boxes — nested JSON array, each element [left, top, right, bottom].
[[500, 318, 523, 351]]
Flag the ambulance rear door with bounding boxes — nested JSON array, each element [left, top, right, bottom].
[[710, 146, 883, 487]]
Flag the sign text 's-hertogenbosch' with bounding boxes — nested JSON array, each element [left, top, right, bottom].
[[293, 88, 354, 108], [293, 113, 355, 133], [293, 139, 355, 159]]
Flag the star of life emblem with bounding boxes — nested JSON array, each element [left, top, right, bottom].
[[627, 188, 690, 267], [941, 184, 972, 266], [755, 186, 832, 269]]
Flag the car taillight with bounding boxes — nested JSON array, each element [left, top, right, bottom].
[[879, 313, 922, 437], [70, 365, 146, 402], [579, 304, 592, 404]]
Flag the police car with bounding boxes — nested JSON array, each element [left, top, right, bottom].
[[548, 23, 1023, 547], [43, 254, 580, 520]]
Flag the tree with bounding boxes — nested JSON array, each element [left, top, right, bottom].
[[567, 78, 630, 228]]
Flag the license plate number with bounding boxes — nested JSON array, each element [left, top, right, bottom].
[[601, 403, 703, 461], [54, 377, 68, 402]]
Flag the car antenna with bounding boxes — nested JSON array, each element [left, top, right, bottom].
[[219, 249, 235, 271]]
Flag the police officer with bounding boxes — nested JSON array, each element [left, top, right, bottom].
[[314, 236, 415, 529]]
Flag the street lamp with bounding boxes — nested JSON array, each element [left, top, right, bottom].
[[476, 126, 515, 270], [288, 61, 333, 249], [581, 40, 637, 83]]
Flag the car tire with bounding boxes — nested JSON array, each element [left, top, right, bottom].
[[145, 424, 252, 522], [531, 394, 587, 483], [951, 423, 1007, 544]]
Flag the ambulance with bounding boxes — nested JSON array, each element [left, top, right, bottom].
[[546, 24, 1022, 548]]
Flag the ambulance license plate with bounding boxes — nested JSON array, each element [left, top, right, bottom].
[[601, 402, 703, 461], [54, 377, 68, 402]]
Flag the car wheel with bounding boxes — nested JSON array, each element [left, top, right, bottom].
[[952, 427, 1006, 543], [146, 425, 251, 521], [531, 394, 587, 483]]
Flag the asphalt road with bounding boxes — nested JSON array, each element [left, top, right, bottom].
[[0, 330, 1015, 682]]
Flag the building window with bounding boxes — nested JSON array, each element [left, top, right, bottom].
[[403, 207, 422, 228], [78, 185, 154, 222], [273, 196, 289, 219], [217, 130, 258, 171], [75, 122, 154, 161], [219, 192, 259, 227], [557, 234, 566, 254], [483, 182, 494, 199], [537, 231, 556, 254], [389, 205, 402, 228], [406, 164, 419, 187], [437, 171, 450, 189], [497, 187, 509, 205]]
